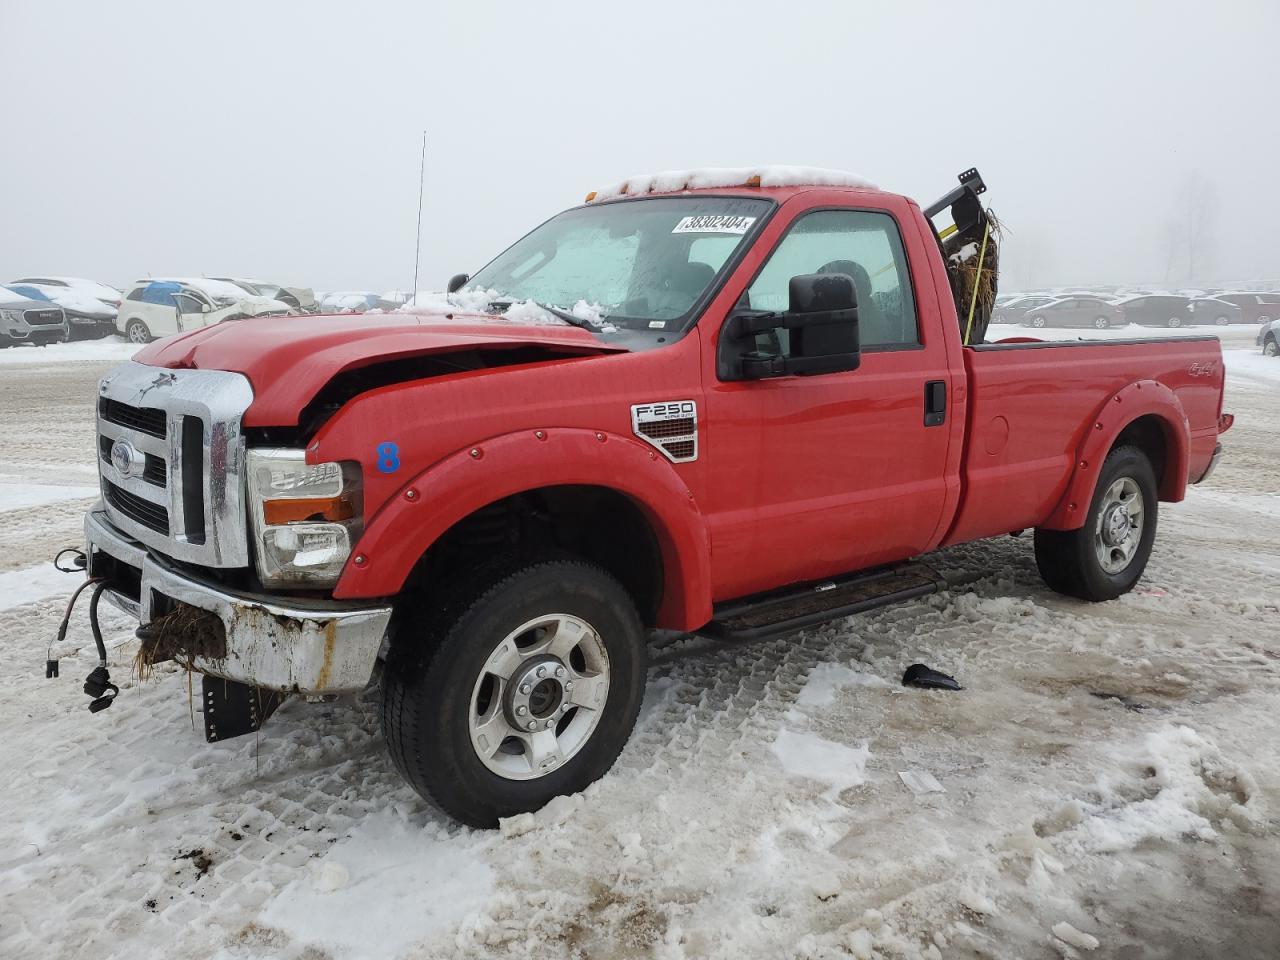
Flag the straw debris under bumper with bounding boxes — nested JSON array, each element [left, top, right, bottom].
[[85, 508, 392, 694]]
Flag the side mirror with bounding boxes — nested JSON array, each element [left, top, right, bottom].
[[718, 273, 861, 380], [447, 273, 469, 294]]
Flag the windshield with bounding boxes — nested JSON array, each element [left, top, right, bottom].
[[463, 196, 771, 333]]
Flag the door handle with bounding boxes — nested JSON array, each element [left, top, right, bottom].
[[924, 380, 946, 427]]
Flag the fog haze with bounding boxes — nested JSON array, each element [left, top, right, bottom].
[[3, 0, 1277, 293]]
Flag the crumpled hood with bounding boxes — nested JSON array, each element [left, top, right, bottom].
[[132, 309, 626, 426], [232, 295, 294, 316]]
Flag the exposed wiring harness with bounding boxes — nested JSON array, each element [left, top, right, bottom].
[[45, 548, 119, 712]]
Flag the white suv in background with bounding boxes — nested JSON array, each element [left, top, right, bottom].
[[117, 278, 294, 343]]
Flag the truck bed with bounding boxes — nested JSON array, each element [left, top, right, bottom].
[[942, 336, 1224, 545]]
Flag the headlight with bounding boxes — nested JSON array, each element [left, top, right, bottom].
[[0, 309, 20, 323], [247, 449, 362, 588]]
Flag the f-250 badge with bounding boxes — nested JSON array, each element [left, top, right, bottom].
[[631, 400, 698, 463]]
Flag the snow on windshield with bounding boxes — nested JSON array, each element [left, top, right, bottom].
[[398, 288, 617, 332], [588, 165, 877, 202]]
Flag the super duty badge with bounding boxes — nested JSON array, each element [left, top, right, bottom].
[[631, 400, 698, 463]]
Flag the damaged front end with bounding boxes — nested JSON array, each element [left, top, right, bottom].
[[85, 508, 392, 741]]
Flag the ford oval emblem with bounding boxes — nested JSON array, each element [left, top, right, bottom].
[[111, 439, 143, 477]]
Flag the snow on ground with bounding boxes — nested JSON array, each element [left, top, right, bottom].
[[0, 338, 138, 366], [0, 348, 1277, 960]]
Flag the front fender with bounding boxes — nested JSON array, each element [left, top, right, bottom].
[[1040, 379, 1190, 531], [332, 427, 714, 630]]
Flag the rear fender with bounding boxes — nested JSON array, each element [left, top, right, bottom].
[[332, 428, 713, 630], [1040, 379, 1189, 531]]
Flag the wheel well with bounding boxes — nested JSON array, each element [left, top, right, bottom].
[[1114, 415, 1169, 495], [403, 485, 664, 625]]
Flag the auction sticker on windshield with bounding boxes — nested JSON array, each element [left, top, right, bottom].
[[671, 215, 757, 234]]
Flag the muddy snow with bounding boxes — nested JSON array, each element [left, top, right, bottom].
[[1, 337, 1277, 959]]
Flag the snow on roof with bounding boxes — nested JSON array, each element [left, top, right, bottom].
[[12, 277, 121, 299], [585, 165, 878, 202], [7, 282, 113, 315], [143, 277, 256, 301]]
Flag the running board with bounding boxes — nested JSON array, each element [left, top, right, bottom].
[[704, 562, 952, 642]]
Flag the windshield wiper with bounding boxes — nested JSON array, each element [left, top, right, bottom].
[[488, 299, 601, 332]]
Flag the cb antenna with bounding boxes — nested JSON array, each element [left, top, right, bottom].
[[411, 130, 427, 303]]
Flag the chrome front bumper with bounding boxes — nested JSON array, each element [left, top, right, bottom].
[[85, 508, 392, 694]]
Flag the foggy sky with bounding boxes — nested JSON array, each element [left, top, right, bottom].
[[3, 0, 1278, 294]]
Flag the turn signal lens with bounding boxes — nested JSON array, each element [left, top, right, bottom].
[[262, 495, 356, 526]]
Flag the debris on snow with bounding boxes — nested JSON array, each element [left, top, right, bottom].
[[898, 769, 946, 796]]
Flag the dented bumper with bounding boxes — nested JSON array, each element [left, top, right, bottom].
[[85, 509, 392, 694]]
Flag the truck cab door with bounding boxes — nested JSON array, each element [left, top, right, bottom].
[[700, 200, 958, 601]]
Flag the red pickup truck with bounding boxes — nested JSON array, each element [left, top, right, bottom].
[[84, 168, 1229, 826]]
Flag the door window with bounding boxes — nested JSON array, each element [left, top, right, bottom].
[[174, 293, 208, 315], [746, 210, 918, 352]]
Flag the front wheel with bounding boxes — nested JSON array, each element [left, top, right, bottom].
[[1030, 316, 1047, 328], [126, 319, 152, 344], [381, 557, 647, 827], [1167, 316, 1183, 328], [1093, 316, 1110, 329], [1264, 337, 1279, 358], [1033, 445, 1158, 601], [1215, 316, 1230, 326]]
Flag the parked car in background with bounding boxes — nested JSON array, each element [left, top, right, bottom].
[[1256, 319, 1279, 356], [117, 278, 294, 343], [1213, 292, 1280, 325], [317, 291, 380, 313], [1109, 294, 1192, 328], [4, 282, 116, 339], [210, 277, 318, 313], [1021, 295, 1126, 329], [0, 286, 69, 347], [9, 276, 122, 309], [1186, 297, 1243, 326], [991, 294, 1055, 324]]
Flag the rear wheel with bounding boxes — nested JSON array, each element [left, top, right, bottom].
[[1030, 316, 1046, 328], [126, 319, 152, 344], [1215, 315, 1230, 326], [1167, 316, 1182, 328], [381, 557, 647, 827], [1093, 316, 1110, 329], [1034, 445, 1158, 601]]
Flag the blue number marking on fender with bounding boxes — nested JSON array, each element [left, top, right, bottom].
[[376, 441, 401, 474]]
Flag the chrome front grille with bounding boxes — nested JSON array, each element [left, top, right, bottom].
[[95, 361, 254, 567]]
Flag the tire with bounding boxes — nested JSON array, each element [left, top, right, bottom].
[[126, 319, 152, 344], [1264, 337, 1278, 358], [1167, 316, 1182, 328], [1030, 316, 1046, 328], [1034, 444, 1158, 602], [381, 556, 647, 828], [1093, 316, 1110, 329], [1215, 316, 1230, 326]]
